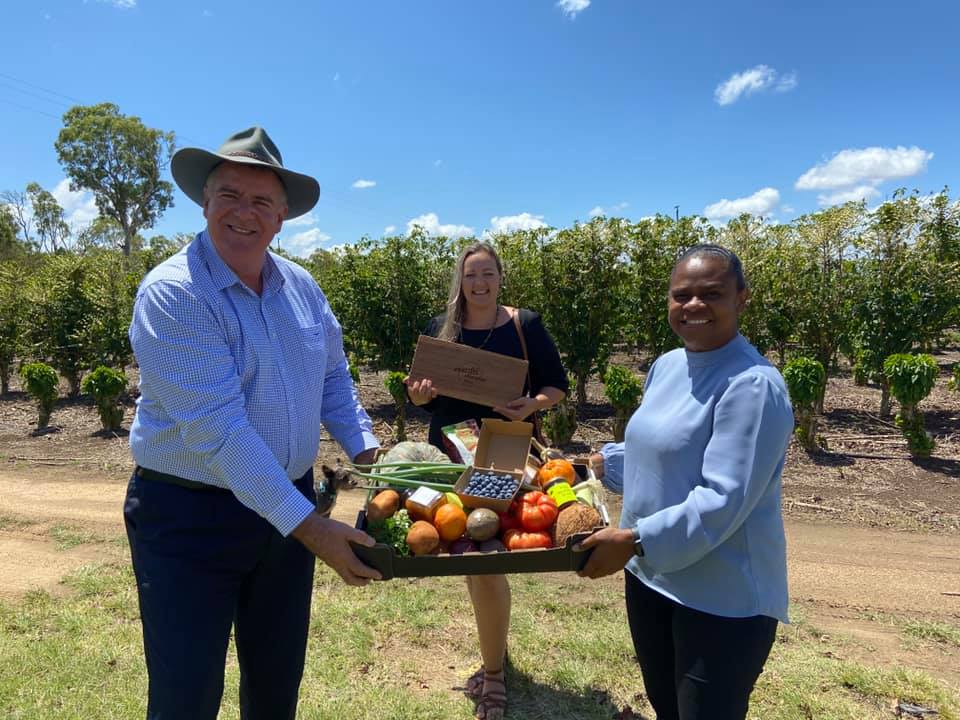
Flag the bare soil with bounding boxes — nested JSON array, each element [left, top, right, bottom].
[[0, 350, 958, 687]]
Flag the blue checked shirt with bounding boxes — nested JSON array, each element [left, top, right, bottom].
[[129, 231, 377, 537]]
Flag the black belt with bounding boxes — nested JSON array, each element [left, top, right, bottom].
[[135, 466, 313, 492], [135, 466, 229, 493]]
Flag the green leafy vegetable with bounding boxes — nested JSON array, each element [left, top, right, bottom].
[[369, 508, 413, 556]]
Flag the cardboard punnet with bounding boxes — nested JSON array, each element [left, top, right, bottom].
[[350, 420, 607, 579]]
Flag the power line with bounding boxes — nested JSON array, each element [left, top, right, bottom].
[[0, 97, 61, 121], [0, 71, 84, 104]]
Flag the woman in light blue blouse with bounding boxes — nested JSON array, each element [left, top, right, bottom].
[[578, 245, 794, 720]]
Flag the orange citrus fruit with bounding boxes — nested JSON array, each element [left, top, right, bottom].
[[433, 503, 468, 543], [536, 458, 576, 488]]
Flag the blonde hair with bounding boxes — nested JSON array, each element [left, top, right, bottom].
[[438, 241, 504, 341]]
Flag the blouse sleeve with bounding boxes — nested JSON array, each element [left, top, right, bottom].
[[521, 310, 569, 394]]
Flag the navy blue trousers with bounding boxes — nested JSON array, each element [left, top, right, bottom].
[[625, 571, 777, 720], [124, 470, 316, 720]]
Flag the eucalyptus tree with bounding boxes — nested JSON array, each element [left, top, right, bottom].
[[26, 182, 70, 252], [55, 103, 175, 257], [0, 205, 27, 260], [0, 189, 33, 247]]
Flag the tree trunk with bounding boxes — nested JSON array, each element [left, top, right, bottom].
[[394, 403, 406, 442], [613, 412, 629, 443], [576, 372, 587, 407], [879, 380, 892, 419]]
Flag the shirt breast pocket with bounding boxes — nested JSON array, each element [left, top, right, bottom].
[[300, 323, 327, 352]]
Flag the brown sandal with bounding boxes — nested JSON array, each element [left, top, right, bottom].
[[465, 648, 510, 700], [465, 666, 486, 699], [474, 668, 507, 720]]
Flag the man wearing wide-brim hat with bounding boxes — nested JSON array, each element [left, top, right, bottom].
[[124, 127, 381, 720]]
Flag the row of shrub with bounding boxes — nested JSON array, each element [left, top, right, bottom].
[[2, 190, 958, 452]]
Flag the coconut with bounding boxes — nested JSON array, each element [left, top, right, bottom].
[[552, 502, 602, 547]]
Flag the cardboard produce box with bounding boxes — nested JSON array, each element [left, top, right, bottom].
[[350, 420, 607, 579]]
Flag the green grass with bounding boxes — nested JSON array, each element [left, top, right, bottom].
[[903, 619, 960, 648], [1, 563, 958, 720], [0, 514, 30, 531], [48, 523, 106, 550], [858, 609, 960, 650]]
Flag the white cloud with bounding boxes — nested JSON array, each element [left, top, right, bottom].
[[406, 212, 474, 239], [714, 65, 796, 106], [96, 0, 136, 8], [704, 187, 780, 219], [589, 202, 629, 218], [284, 211, 317, 227], [795, 146, 933, 191], [776, 72, 798, 93], [489, 213, 547, 234], [282, 228, 333, 257], [52, 179, 99, 229], [816, 185, 881, 207], [352, 179, 376, 189], [557, 0, 590, 18], [780, 205, 796, 215], [384, 225, 396, 235]]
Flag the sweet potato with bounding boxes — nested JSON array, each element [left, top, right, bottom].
[[366, 489, 400, 524]]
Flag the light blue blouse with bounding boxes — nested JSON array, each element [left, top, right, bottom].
[[600, 334, 794, 622]]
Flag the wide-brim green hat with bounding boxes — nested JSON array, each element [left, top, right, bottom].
[[171, 126, 320, 219]]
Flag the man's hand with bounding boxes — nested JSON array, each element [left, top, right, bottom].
[[292, 512, 382, 586], [575, 527, 637, 579], [353, 448, 378, 467], [404, 377, 438, 406]]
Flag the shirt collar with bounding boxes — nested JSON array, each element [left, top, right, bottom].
[[684, 333, 748, 367], [198, 230, 285, 297]]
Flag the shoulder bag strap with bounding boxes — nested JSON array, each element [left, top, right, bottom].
[[509, 307, 534, 393]]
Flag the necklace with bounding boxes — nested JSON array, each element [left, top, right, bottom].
[[461, 304, 500, 350]]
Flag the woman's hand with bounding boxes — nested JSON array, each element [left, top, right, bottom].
[[404, 377, 438, 406], [493, 395, 542, 421], [493, 387, 563, 421], [575, 527, 637, 579]]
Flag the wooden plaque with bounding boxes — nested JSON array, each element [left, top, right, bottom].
[[407, 335, 529, 408]]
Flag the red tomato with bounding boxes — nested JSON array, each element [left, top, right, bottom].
[[519, 491, 558, 532], [497, 510, 522, 533], [503, 529, 553, 550]]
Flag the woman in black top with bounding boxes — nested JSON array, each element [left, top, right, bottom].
[[420, 308, 567, 448], [407, 241, 568, 720]]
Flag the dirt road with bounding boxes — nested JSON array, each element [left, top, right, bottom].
[[1, 466, 957, 684]]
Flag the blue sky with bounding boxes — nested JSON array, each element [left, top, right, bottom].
[[2, 0, 958, 256]]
